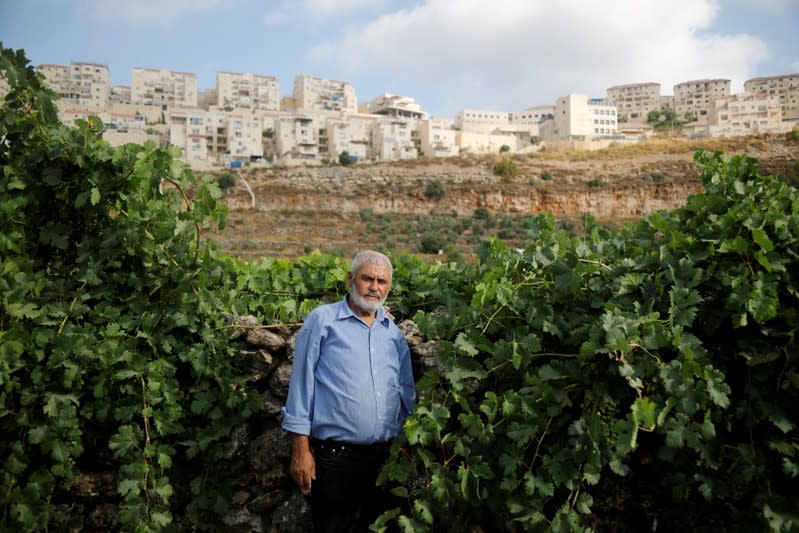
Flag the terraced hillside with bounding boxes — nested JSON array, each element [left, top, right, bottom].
[[206, 134, 799, 263]]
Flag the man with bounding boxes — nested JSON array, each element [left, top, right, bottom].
[[281, 250, 417, 532]]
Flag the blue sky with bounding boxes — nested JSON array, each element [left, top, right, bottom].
[[2, 0, 798, 119]]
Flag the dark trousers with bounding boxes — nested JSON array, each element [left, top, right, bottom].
[[310, 439, 392, 533]]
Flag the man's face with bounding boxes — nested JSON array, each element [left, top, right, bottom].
[[348, 263, 391, 314]]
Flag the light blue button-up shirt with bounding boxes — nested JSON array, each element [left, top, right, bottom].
[[281, 297, 417, 445]]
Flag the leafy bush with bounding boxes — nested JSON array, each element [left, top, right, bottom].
[[540, 170, 553, 181], [377, 150, 799, 531], [424, 180, 446, 201], [1, 46, 260, 532], [217, 172, 236, 190], [493, 157, 519, 181], [499, 144, 510, 153], [419, 233, 448, 254]]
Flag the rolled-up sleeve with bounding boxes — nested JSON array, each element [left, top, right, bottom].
[[397, 336, 417, 419], [281, 314, 322, 436]]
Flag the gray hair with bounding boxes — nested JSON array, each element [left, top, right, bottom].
[[350, 250, 393, 278]]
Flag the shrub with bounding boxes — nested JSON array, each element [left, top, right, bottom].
[[424, 180, 446, 201], [473, 207, 490, 220], [217, 172, 236, 190], [493, 157, 519, 180], [499, 144, 511, 153], [540, 170, 553, 181], [419, 233, 448, 254]]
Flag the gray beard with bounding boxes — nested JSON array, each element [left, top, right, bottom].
[[349, 289, 386, 313]]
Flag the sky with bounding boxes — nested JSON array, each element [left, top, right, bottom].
[[1, 0, 798, 119]]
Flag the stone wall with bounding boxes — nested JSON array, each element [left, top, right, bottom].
[[218, 311, 440, 532]]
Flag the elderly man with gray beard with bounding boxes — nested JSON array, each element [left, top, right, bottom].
[[281, 250, 417, 532]]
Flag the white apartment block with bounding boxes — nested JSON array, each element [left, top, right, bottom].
[[38, 62, 110, 110], [216, 71, 280, 111], [132, 67, 198, 108], [370, 118, 418, 161], [293, 74, 357, 113], [707, 94, 784, 137], [320, 114, 373, 161], [169, 108, 262, 166], [744, 73, 799, 120], [274, 114, 320, 162], [226, 112, 265, 161], [454, 109, 511, 133], [510, 106, 555, 133], [418, 118, 458, 158], [364, 93, 427, 119], [543, 94, 618, 140], [673, 79, 730, 122], [606, 82, 660, 121]]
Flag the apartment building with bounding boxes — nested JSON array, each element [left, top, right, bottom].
[[216, 71, 280, 111], [606, 82, 660, 120], [168, 108, 266, 166], [543, 94, 618, 140], [292, 74, 357, 113], [673, 79, 730, 122], [226, 111, 265, 161], [510, 106, 554, 125], [418, 118, 458, 158], [370, 118, 418, 161], [38, 62, 110, 110], [273, 114, 319, 162], [132, 67, 198, 108], [744, 73, 799, 120], [454, 109, 511, 133], [707, 94, 784, 137], [321, 114, 373, 161], [364, 93, 427, 119]]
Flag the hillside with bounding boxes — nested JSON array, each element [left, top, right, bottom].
[[207, 134, 799, 262]]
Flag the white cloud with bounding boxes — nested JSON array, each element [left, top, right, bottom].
[[77, 0, 228, 26], [307, 0, 771, 112]]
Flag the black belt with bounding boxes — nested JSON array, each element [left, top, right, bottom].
[[311, 438, 390, 453]]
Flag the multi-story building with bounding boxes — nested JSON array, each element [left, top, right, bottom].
[[454, 109, 510, 133], [216, 71, 280, 111], [606, 82, 660, 120], [707, 94, 784, 137], [370, 118, 418, 160], [38, 62, 110, 110], [132, 67, 198, 108], [673, 79, 730, 122], [321, 114, 373, 161], [744, 73, 799, 120], [292, 74, 357, 113], [510, 106, 554, 125], [418, 118, 458, 158], [226, 111, 265, 161], [543, 94, 618, 140], [274, 114, 320, 162], [363, 93, 427, 119]]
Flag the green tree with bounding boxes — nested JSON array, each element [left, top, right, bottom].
[[339, 150, 354, 165], [646, 109, 661, 124], [499, 144, 510, 153]]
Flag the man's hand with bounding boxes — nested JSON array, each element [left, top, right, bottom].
[[289, 434, 315, 494]]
